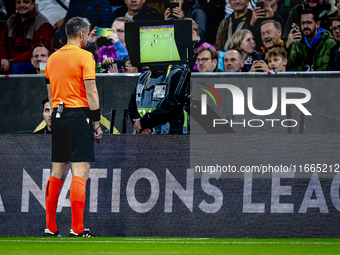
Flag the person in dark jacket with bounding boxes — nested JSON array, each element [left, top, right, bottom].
[[269, 0, 292, 23], [284, 9, 336, 71], [0, 0, 7, 34], [112, 0, 163, 22], [0, 0, 54, 74], [53, 0, 114, 49], [198, 0, 225, 45], [327, 14, 340, 71], [214, 0, 252, 51], [282, 0, 339, 40], [128, 65, 189, 134]]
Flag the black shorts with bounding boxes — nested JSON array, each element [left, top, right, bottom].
[[51, 108, 95, 162]]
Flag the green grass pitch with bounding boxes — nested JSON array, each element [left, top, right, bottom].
[[140, 26, 180, 63], [1, 237, 340, 255]]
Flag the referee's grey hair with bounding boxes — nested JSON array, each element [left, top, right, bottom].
[[65, 17, 91, 39]]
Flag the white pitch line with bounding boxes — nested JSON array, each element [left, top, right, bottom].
[[0, 237, 209, 241], [170, 34, 173, 61], [1, 240, 340, 245], [140, 40, 149, 52]]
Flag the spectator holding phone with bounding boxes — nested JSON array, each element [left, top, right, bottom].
[[53, 0, 114, 49], [246, 0, 285, 51], [164, 0, 183, 20], [282, 0, 339, 40], [111, 16, 131, 47], [249, 53, 270, 72], [284, 20, 302, 50], [285, 9, 336, 71], [100, 55, 139, 73], [100, 57, 120, 73], [250, 0, 273, 26], [86, 17, 132, 71], [164, 0, 207, 40]]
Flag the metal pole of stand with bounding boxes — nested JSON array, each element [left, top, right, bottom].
[[110, 109, 115, 134], [122, 109, 128, 134]]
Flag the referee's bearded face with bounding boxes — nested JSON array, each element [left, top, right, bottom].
[[81, 29, 90, 49]]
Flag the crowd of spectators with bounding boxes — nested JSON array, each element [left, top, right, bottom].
[[1, 0, 340, 75]]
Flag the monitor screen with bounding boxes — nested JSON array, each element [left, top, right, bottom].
[[139, 24, 181, 64], [125, 19, 193, 67]]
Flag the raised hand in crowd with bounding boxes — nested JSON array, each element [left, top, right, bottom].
[[87, 26, 121, 45], [164, 6, 184, 20], [88, 26, 99, 44], [106, 28, 120, 44], [285, 27, 302, 49], [249, 60, 271, 72], [53, 18, 65, 33], [108, 64, 118, 73], [101, 57, 119, 73], [250, 0, 275, 26]]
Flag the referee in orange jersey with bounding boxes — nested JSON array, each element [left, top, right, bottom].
[[43, 17, 103, 237]]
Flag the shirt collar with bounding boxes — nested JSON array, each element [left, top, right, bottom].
[[304, 27, 325, 48]]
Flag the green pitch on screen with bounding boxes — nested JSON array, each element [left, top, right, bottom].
[[140, 26, 180, 63]]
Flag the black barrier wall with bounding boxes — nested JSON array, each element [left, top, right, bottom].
[[1, 72, 340, 134], [1, 73, 340, 238], [1, 135, 340, 237], [0, 74, 139, 134]]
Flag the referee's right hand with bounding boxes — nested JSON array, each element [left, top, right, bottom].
[[92, 121, 103, 141]]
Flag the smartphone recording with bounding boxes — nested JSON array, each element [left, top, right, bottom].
[[96, 27, 114, 37]]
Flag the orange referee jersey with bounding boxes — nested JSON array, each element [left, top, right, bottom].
[[45, 44, 96, 109]]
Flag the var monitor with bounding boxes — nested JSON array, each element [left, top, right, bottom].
[[125, 19, 193, 67]]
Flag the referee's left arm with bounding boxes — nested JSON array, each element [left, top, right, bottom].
[[46, 79, 53, 111], [85, 79, 103, 140]]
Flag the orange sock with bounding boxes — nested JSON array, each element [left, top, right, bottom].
[[45, 176, 63, 233], [70, 176, 87, 234]]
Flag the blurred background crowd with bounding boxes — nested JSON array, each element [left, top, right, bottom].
[[1, 0, 340, 75]]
